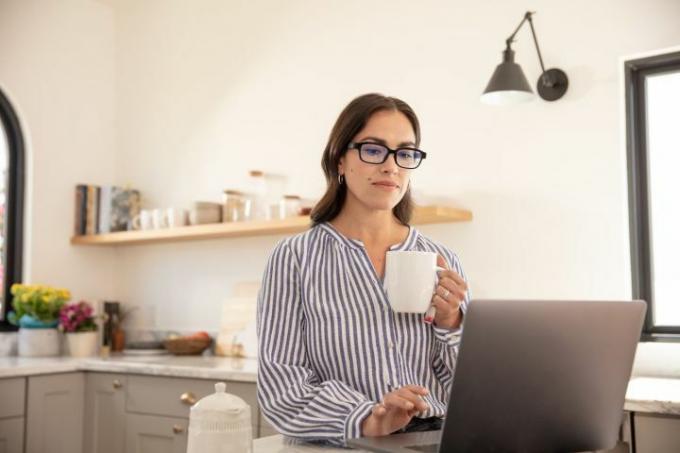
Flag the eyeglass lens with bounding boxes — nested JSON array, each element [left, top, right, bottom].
[[359, 143, 423, 169]]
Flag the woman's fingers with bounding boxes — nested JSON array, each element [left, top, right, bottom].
[[372, 403, 387, 416], [384, 388, 429, 412]]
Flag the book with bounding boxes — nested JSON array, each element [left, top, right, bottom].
[[75, 184, 141, 235], [85, 185, 97, 235], [109, 187, 141, 232], [74, 184, 87, 235]]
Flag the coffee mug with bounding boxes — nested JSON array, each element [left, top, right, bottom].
[[164, 208, 188, 228], [383, 251, 445, 313], [131, 209, 154, 231]]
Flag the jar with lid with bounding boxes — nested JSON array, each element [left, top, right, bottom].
[[248, 170, 269, 221], [278, 195, 301, 219], [222, 190, 248, 222], [186, 382, 252, 453]]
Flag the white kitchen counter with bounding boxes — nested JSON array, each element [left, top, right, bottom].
[[0, 354, 257, 382], [2, 343, 680, 415], [624, 377, 680, 415]]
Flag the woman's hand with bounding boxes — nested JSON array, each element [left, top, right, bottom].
[[361, 385, 429, 437], [431, 255, 467, 330]]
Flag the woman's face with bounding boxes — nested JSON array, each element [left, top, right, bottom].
[[339, 109, 417, 212]]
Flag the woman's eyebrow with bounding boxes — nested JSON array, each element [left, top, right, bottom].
[[357, 136, 417, 147]]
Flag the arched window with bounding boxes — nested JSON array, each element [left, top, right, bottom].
[[0, 88, 25, 329]]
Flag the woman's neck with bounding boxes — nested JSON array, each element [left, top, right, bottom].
[[330, 202, 407, 249]]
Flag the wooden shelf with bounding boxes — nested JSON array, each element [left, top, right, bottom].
[[70, 205, 472, 246]]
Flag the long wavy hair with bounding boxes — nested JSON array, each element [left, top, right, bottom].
[[310, 93, 421, 226]]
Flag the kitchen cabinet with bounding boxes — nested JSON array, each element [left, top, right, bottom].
[[25, 373, 84, 453], [258, 411, 278, 438], [0, 417, 24, 453], [633, 413, 680, 453], [84, 373, 127, 453], [82, 372, 262, 453], [0, 377, 26, 453], [125, 413, 187, 453]]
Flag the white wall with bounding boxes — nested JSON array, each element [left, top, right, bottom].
[[3, 0, 680, 332], [112, 0, 680, 331], [0, 0, 117, 302]]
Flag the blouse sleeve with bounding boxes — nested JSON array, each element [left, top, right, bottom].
[[431, 250, 471, 387], [256, 240, 374, 445]]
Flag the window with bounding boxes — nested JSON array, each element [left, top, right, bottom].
[[0, 88, 25, 329], [626, 50, 680, 340]]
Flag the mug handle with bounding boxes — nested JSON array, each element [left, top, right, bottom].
[[131, 214, 141, 231]]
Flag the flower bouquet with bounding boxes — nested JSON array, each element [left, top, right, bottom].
[[59, 301, 99, 357], [8, 283, 71, 357]]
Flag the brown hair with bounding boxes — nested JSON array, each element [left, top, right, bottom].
[[310, 93, 421, 226]]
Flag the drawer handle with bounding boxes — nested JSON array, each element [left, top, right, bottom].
[[172, 424, 184, 434], [180, 392, 197, 405], [112, 379, 123, 389]]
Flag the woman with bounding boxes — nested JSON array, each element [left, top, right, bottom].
[[257, 93, 470, 446]]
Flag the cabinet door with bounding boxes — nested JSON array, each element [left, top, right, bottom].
[[0, 378, 25, 418], [634, 413, 680, 453], [126, 413, 187, 453], [83, 373, 126, 453], [26, 372, 84, 453], [0, 417, 24, 453]]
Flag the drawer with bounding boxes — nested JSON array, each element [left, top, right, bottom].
[[0, 377, 25, 418], [126, 375, 257, 426]]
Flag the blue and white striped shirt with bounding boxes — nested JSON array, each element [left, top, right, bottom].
[[256, 222, 470, 445]]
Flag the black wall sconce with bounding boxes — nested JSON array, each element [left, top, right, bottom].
[[481, 11, 568, 105]]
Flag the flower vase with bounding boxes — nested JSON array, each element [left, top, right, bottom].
[[66, 331, 98, 357], [17, 315, 61, 357]]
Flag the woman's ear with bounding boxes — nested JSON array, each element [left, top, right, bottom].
[[338, 155, 345, 176]]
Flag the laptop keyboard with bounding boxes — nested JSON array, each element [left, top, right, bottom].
[[405, 444, 440, 453]]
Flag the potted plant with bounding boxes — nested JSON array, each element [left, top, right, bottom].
[[59, 301, 99, 357], [8, 283, 71, 356]]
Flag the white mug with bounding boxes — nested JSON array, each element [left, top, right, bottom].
[[151, 208, 166, 229], [383, 251, 445, 313], [131, 209, 154, 231], [164, 208, 188, 228]]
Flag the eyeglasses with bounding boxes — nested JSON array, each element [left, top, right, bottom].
[[347, 142, 427, 169]]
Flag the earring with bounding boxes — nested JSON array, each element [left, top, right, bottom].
[[338, 174, 345, 185]]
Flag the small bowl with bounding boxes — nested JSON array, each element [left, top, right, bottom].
[[163, 337, 212, 355]]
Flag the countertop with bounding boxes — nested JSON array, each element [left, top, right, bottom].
[[0, 354, 257, 382], [1, 342, 680, 415]]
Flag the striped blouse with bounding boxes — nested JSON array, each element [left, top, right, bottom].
[[256, 222, 470, 446]]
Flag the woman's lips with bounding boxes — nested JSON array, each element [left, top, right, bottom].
[[372, 181, 400, 190]]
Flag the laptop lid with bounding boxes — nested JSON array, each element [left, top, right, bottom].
[[439, 299, 646, 453]]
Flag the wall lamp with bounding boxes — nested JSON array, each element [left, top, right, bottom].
[[481, 11, 568, 105]]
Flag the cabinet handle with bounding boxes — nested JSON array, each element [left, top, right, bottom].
[[180, 392, 197, 405], [172, 424, 184, 434], [112, 379, 123, 389]]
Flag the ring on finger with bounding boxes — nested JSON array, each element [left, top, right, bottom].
[[441, 288, 450, 299]]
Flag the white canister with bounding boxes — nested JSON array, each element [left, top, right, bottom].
[[187, 382, 252, 453], [18, 328, 61, 357]]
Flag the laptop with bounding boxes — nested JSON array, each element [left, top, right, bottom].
[[348, 299, 646, 453]]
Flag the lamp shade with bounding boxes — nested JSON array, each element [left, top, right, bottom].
[[481, 49, 534, 105]]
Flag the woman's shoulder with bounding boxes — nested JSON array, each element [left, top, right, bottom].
[[267, 223, 332, 258]]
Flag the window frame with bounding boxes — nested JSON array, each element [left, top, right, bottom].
[[625, 50, 680, 341], [0, 88, 25, 331]]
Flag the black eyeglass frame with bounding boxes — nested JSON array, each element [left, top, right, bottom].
[[347, 142, 427, 169]]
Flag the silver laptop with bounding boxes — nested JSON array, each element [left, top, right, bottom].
[[348, 299, 646, 453]]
